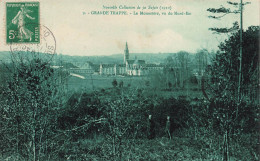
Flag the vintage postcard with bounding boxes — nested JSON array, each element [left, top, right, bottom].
[[0, 0, 259, 160]]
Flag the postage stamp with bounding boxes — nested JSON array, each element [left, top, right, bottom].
[[6, 2, 39, 43]]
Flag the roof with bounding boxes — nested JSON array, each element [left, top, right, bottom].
[[92, 64, 100, 72], [126, 60, 135, 64], [101, 64, 126, 68], [133, 59, 145, 65], [127, 59, 145, 65], [116, 64, 125, 67], [101, 64, 115, 68], [145, 64, 165, 67], [145, 64, 156, 67]]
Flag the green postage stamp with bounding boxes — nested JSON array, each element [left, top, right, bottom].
[[6, 2, 39, 43]]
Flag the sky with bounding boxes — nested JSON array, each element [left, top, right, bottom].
[[0, 0, 259, 56]]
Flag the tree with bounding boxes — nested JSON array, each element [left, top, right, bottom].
[[0, 58, 67, 160], [206, 26, 259, 161], [207, 0, 250, 100], [207, 3, 253, 159], [119, 80, 124, 88], [102, 90, 151, 160], [163, 53, 192, 89], [176, 51, 190, 88], [168, 82, 172, 90], [195, 49, 209, 88], [207, 1, 250, 34], [112, 79, 118, 88], [145, 80, 150, 87], [209, 26, 259, 98]]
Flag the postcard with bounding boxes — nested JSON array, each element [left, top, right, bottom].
[[0, 0, 259, 160]]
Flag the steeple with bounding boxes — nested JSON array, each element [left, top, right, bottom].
[[125, 42, 128, 51], [124, 42, 129, 63]]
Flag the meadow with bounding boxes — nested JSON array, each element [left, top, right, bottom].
[[67, 74, 204, 98], [67, 74, 148, 90]]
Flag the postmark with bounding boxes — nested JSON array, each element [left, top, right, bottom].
[[10, 24, 56, 64], [6, 2, 40, 43]]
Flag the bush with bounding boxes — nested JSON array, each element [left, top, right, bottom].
[[112, 79, 117, 88]]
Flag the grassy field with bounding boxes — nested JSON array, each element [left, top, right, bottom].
[[50, 131, 258, 161], [67, 74, 149, 91], [67, 74, 204, 98]]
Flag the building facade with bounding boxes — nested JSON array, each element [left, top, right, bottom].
[[100, 42, 164, 76], [70, 62, 95, 74]]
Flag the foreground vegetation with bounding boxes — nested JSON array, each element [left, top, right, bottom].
[[0, 26, 259, 160], [0, 84, 258, 160]]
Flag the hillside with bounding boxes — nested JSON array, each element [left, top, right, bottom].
[[0, 51, 180, 64], [54, 53, 177, 64]]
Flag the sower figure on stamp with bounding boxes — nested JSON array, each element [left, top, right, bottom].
[[12, 5, 35, 41], [147, 115, 155, 139], [165, 116, 171, 140]]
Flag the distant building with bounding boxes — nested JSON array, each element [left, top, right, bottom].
[[69, 62, 95, 74], [100, 64, 126, 75], [100, 42, 164, 76], [124, 42, 129, 63]]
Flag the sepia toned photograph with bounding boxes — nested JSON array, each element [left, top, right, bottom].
[[0, 0, 259, 160]]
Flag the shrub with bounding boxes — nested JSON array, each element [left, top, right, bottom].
[[112, 79, 117, 87]]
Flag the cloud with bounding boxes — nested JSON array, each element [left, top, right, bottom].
[[0, 0, 259, 56], [115, 29, 198, 54]]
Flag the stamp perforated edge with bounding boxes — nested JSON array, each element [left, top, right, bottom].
[[3, 0, 40, 45]]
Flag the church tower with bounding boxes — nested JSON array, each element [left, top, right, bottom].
[[124, 42, 129, 63]]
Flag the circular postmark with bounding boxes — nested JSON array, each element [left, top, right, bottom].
[[10, 23, 56, 64]]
